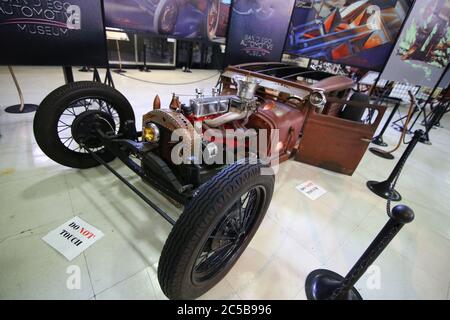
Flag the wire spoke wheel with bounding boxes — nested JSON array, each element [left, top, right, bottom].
[[56, 97, 120, 154], [158, 161, 275, 300], [33, 81, 135, 169], [192, 186, 263, 283]]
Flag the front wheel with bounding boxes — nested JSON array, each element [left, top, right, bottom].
[[158, 160, 275, 299], [33, 81, 135, 169]]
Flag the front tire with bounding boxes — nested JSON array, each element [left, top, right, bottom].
[[33, 81, 135, 169], [158, 160, 275, 299]]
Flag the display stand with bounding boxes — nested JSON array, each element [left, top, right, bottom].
[[4, 66, 38, 114], [183, 42, 193, 73], [367, 129, 423, 201], [305, 204, 414, 300], [139, 44, 151, 73], [104, 68, 115, 88], [106, 30, 130, 74], [62, 66, 74, 84], [114, 40, 127, 74]]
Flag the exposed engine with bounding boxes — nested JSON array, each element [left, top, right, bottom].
[[141, 76, 309, 176]]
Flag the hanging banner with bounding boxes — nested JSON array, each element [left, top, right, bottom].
[[103, 0, 231, 43], [0, 0, 108, 66], [381, 0, 450, 87], [224, 0, 295, 66], [284, 0, 412, 72]]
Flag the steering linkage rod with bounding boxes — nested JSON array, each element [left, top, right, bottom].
[[82, 145, 176, 226]]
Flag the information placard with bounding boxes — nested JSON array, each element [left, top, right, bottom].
[[296, 181, 327, 201], [42, 216, 104, 261]]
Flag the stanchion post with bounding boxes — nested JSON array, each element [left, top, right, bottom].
[[140, 44, 151, 72], [4, 66, 38, 114], [372, 99, 401, 147], [183, 42, 193, 73], [305, 204, 414, 300], [367, 129, 423, 201]]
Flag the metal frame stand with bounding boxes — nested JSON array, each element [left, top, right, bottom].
[[113, 40, 127, 74], [419, 98, 449, 145], [305, 204, 414, 300], [4, 66, 38, 114], [391, 103, 420, 133]]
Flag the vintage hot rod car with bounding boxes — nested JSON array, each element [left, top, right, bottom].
[[33, 62, 385, 299]]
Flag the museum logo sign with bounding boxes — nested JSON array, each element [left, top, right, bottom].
[[0, 0, 81, 37]]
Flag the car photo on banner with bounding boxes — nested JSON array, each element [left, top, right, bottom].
[[284, 0, 413, 71], [104, 0, 231, 42]]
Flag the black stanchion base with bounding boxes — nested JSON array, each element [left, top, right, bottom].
[[139, 67, 151, 72], [78, 67, 93, 72], [371, 136, 388, 147], [367, 180, 402, 201], [113, 69, 127, 74], [5, 104, 38, 114], [305, 269, 362, 300], [369, 147, 395, 160], [419, 137, 432, 145]]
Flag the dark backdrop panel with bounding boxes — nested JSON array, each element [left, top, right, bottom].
[[381, 0, 449, 87], [104, 0, 231, 43], [0, 0, 107, 66], [284, 0, 413, 72], [224, 0, 295, 66]]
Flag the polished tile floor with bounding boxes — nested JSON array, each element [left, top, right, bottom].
[[0, 66, 449, 300]]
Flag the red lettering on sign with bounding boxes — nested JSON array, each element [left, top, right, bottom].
[[80, 227, 96, 239]]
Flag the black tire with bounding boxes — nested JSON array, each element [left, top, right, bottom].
[[33, 81, 135, 169], [158, 160, 275, 300]]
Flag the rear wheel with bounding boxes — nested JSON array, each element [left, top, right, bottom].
[[33, 81, 135, 169], [158, 160, 275, 299]]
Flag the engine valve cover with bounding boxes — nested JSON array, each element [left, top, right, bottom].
[[189, 95, 237, 118]]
